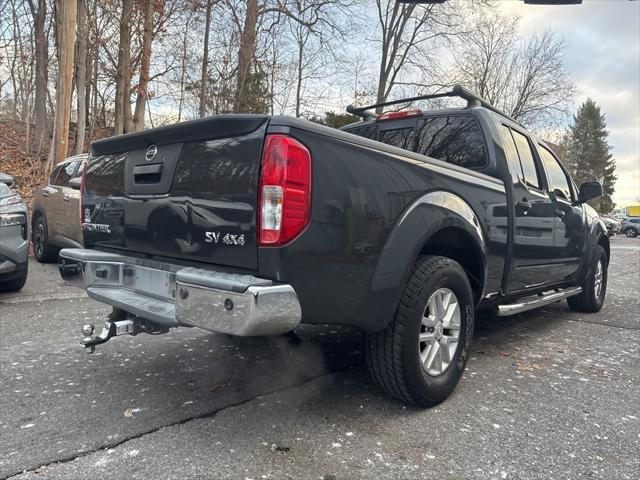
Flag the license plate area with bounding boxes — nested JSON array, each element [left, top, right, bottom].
[[84, 261, 176, 301]]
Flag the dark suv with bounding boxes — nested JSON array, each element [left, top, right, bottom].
[[621, 218, 640, 237], [31, 154, 87, 262]]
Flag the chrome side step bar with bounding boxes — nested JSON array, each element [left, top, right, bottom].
[[496, 286, 582, 317]]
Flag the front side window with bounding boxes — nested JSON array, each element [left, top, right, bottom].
[[510, 129, 541, 189], [539, 146, 572, 201], [498, 125, 523, 183], [52, 161, 79, 186], [49, 165, 64, 185], [378, 127, 415, 150], [415, 115, 487, 169]]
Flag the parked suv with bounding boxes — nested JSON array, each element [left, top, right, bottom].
[[31, 154, 87, 262], [621, 217, 640, 237], [0, 172, 29, 292]]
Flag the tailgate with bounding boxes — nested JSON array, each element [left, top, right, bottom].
[[82, 115, 269, 270]]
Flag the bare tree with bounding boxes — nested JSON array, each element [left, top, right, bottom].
[[286, 0, 346, 117], [373, 0, 459, 112], [234, 0, 259, 113], [114, 0, 133, 135], [451, 9, 575, 126], [28, 0, 49, 156], [48, 0, 77, 170], [132, 0, 155, 131], [74, 0, 87, 153], [199, 0, 214, 117]]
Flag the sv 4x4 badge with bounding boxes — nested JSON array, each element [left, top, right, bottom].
[[205, 232, 245, 246]]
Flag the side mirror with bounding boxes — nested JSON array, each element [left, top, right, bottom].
[[68, 177, 82, 190], [0, 172, 14, 186], [578, 181, 603, 204]]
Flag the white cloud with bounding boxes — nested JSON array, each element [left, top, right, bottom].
[[498, 1, 640, 207]]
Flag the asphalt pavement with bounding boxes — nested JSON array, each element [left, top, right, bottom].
[[1, 236, 638, 480]]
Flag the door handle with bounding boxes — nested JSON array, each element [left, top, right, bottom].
[[554, 208, 565, 218], [42, 188, 50, 197], [516, 200, 532, 210], [63, 195, 71, 201]]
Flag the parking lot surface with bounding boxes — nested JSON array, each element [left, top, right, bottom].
[[1, 236, 638, 480]]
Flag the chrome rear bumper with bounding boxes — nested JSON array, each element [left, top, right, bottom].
[[59, 248, 301, 336]]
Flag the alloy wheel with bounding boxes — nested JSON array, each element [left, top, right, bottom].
[[419, 287, 461, 376]]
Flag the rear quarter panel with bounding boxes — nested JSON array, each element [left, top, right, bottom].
[[259, 123, 507, 332]]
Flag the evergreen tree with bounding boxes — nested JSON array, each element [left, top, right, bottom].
[[562, 99, 617, 213]]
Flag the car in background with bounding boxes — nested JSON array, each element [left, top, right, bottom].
[[601, 216, 621, 236], [0, 172, 29, 292], [621, 217, 640, 238], [31, 154, 87, 263]]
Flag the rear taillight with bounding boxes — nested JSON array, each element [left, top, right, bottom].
[[258, 134, 311, 246], [79, 161, 87, 226]]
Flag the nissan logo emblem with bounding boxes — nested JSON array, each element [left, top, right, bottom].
[[145, 145, 158, 161]]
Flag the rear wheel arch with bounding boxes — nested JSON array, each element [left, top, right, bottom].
[[366, 191, 487, 332], [419, 226, 485, 305], [597, 233, 610, 263]]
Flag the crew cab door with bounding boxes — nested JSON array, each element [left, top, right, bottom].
[[57, 158, 83, 242], [498, 124, 558, 291], [43, 162, 78, 241], [537, 144, 586, 281]]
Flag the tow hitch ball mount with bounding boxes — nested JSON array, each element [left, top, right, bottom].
[[81, 319, 137, 353]]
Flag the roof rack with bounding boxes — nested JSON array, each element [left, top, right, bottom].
[[346, 84, 519, 125]]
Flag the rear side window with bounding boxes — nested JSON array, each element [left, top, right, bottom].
[[52, 161, 79, 186], [539, 146, 572, 201], [347, 125, 378, 140], [415, 115, 487, 169], [378, 127, 415, 150], [510, 129, 541, 189]]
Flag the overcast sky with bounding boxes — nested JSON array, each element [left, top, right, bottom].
[[498, 0, 639, 208]]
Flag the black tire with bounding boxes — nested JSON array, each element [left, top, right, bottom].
[[0, 263, 28, 293], [32, 215, 59, 263], [567, 244, 608, 313], [364, 255, 474, 407], [626, 228, 638, 238]]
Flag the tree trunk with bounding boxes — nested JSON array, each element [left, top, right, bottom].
[[75, 0, 87, 153], [295, 29, 304, 118], [177, 18, 189, 122], [30, 0, 49, 157], [114, 0, 133, 135], [234, 0, 258, 113], [132, 0, 155, 131], [199, 0, 213, 118], [48, 0, 77, 172]]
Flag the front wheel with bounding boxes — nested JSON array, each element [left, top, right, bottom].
[[568, 244, 608, 313], [32, 215, 59, 263], [0, 263, 28, 293], [626, 228, 638, 238], [364, 255, 474, 407]]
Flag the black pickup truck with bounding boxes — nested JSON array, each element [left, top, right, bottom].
[[60, 85, 609, 406]]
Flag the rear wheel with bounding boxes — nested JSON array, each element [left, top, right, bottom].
[[364, 255, 474, 407], [568, 244, 608, 313], [32, 215, 59, 263], [0, 263, 28, 293]]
